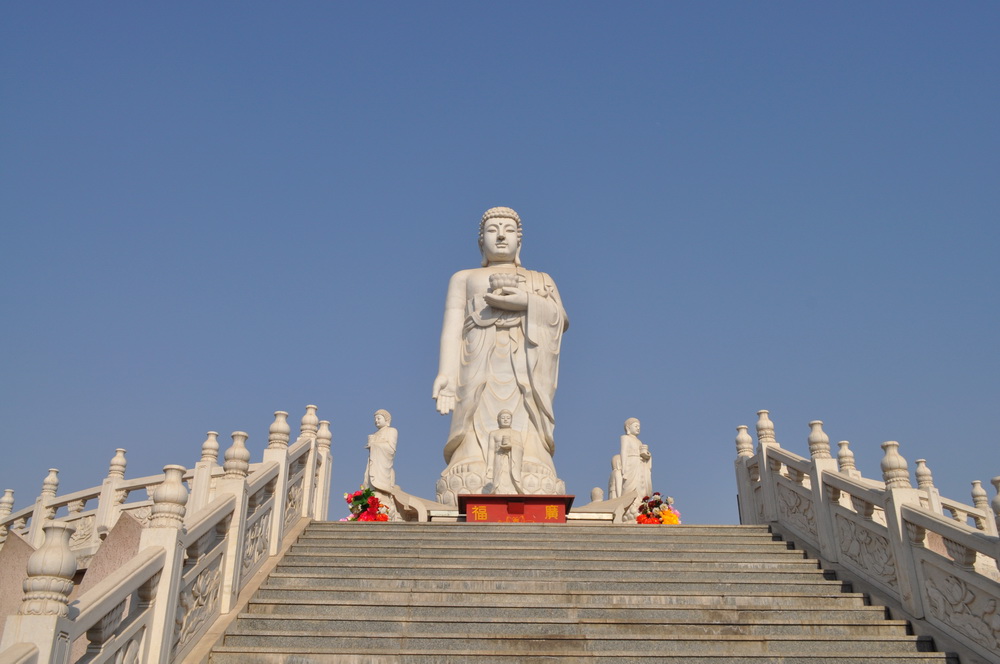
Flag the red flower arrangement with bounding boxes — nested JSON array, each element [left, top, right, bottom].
[[343, 486, 390, 521], [636, 492, 681, 525]]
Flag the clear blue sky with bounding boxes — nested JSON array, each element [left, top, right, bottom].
[[2, 4, 997, 525]]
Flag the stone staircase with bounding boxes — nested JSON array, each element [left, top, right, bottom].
[[208, 521, 959, 663]]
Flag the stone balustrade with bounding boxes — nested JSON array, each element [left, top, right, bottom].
[[0, 406, 331, 664], [735, 410, 1000, 663]]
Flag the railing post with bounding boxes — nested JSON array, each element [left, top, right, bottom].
[[188, 432, 220, 513], [806, 421, 840, 564], [733, 425, 755, 524], [262, 413, 291, 556], [313, 420, 333, 520], [0, 522, 77, 663], [296, 406, 319, 519], [27, 471, 59, 549], [878, 442, 925, 618], [94, 449, 128, 545], [214, 432, 251, 614], [754, 410, 781, 524], [138, 466, 188, 664]]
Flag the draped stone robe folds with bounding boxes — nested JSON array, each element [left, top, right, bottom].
[[437, 268, 567, 500]]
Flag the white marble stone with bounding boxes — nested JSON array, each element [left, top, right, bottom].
[[433, 207, 567, 504], [620, 418, 652, 500]]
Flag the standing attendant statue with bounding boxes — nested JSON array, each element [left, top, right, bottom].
[[607, 454, 623, 500], [486, 410, 524, 494], [432, 207, 568, 504], [363, 409, 397, 492], [620, 418, 652, 500]]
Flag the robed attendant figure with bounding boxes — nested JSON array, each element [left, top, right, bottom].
[[363, 409, 397, 491], [432, 207, 568, 504]]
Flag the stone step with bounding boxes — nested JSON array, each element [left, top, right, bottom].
[[296, 531, 786, 546], [247, 599, 892, 622], [253, 587, 872, 608], [287, 545, 810, 563], [288, 542, 801, 558], [232, 614, 914, 638], [271, 563, 835, 583], [261, 574, 850, 595], [218, 631, 938, 656], [210, 653, 957, 664], [308, 522, 774, 535], [278, 554, 823, 572]]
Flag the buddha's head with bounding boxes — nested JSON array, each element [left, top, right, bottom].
[[479, 207, 522, 267], [374, 409, 391, 428], [624, 418, 640, 435]]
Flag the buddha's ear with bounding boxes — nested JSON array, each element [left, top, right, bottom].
[[514, 244, 522, 266]]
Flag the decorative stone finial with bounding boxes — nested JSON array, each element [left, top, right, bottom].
[[300, 405, 319, 436], [268, 411, 291, 450], [755, 410, 777, 448], [735, 425, 753, 458], [971, 480, 988, 511], [107, 448, 127, 479], [807, 421, 831, 459], [224, 431, 251, 479], [914, 459, 935, 490], [316, 420, 332, 451], [201, 431, 220, 463], [991, 476, 1000, 530], [20, 522, 77, 616], [0, 489, 14, 517], [150, 465, 188, 528], [880, 441, 911, 489], [591, 487, 604, 502], [40, 469, 59, 499], [837, 441, 857, 473]]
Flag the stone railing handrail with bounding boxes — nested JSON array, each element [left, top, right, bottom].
[[70, 546, 166, 642], [902, 504, 999, 563], [821, 469, 886, 505], [0, 405, 332, 664], [734, 411, 1000, 664]]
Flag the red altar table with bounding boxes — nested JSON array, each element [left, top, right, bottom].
[[458, 494, 575, 523]]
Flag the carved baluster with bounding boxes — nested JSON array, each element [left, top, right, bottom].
[[224, 432, 251, 480], [807, 420, 831, 459], [267, 411, 290, 450], [0, 488, 14, 542], [851, 496, 875, 520], [837, 441, 857, 474], [317, 420, 332, 455], [787, 466, 805, 484], [201, 432, 220, 464], [969, 480, 989, 531], [914, 459, 934, 490], [905, 521, 926, 547], [107, 448, 127, 480], [942, 537, 977, 571], [150, 466, 188, 529], [41, 469, 59, 500], [20, 522, 77, 617], [735, 425, 753, 458], [756, 410, 777, 449], [880, 441, 911, 489], [301, 405, 319, 438], [990, 476, 1000, 534], [67, 500, 85, 515]]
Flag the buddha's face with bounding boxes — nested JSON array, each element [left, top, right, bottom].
[[498, 411, 512, 428], [628, 420, 641, 436], [481, 217, 519, 264], [374, 413, 386, 428]]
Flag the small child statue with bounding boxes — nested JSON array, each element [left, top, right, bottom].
[[486, 409, 524, 494]]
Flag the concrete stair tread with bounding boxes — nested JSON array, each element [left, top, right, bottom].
[[209, 521, 956, 663]]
